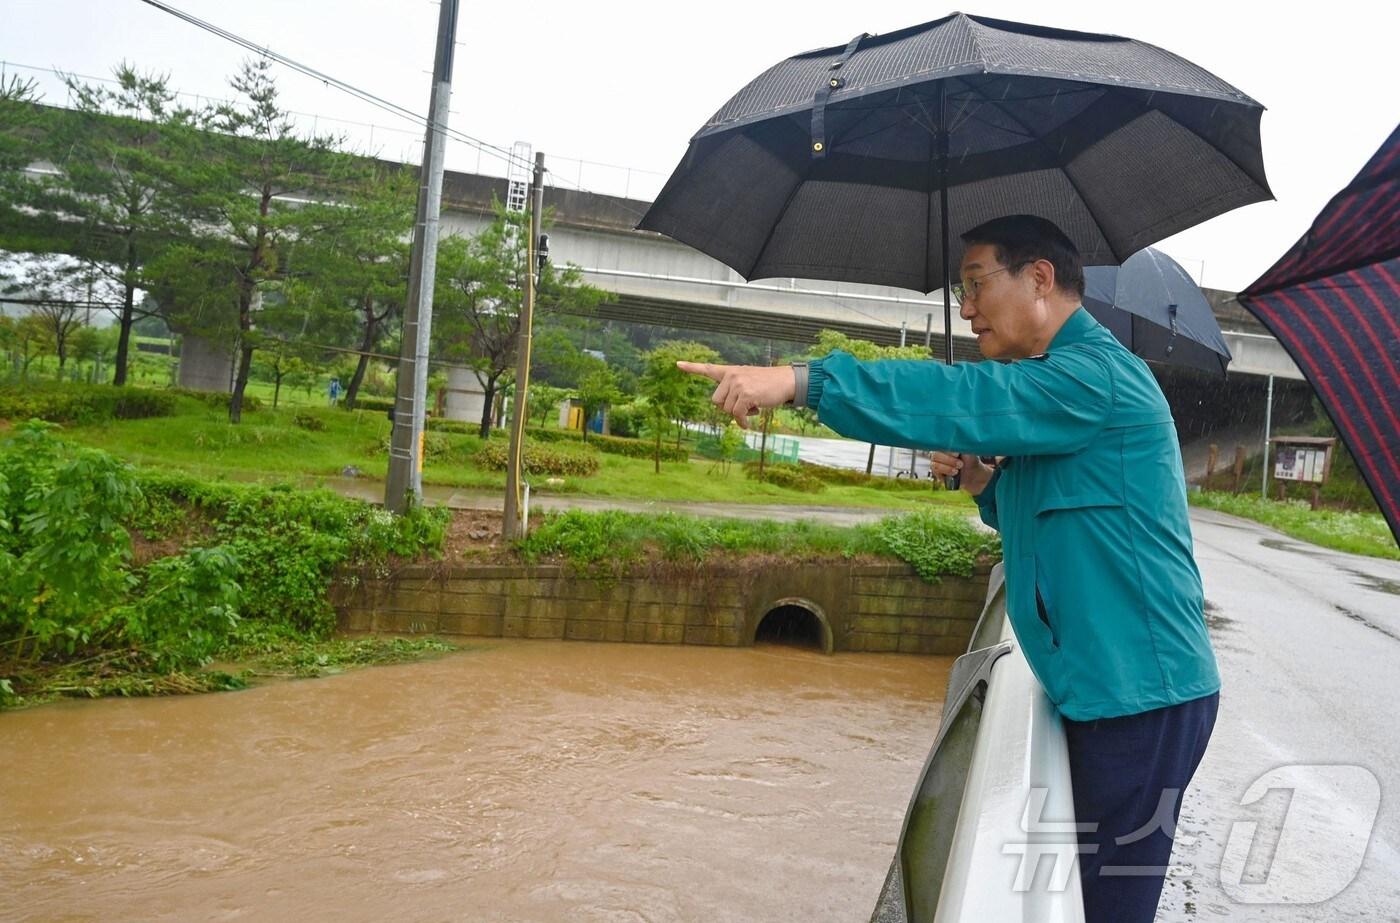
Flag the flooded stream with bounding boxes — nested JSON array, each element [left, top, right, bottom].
[[1, 640, 951, 922]]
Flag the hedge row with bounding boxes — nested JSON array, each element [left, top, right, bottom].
[[798, 460, 944, 492], [0, 384, 178, 424], [527, 427, 690, 463], [348, 396, 394, 413], [472, 440, 601, 477], [742, 461, 826, 493], [168, 388, 264, 413]]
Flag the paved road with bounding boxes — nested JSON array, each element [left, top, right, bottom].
[[1155, 508, 1400, 921], [869, 508, 1400, 922]]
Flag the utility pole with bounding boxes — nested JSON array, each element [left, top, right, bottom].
[[886, 321, 908, 476], [1262, 374, 1274, 498], [503, 152, 547, 540], [386, 0, 458, 513]]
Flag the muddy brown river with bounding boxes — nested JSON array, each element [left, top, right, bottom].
[[1, 641, 951, 922]]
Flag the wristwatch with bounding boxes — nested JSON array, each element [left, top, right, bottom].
[[789, 361, 809, 408]]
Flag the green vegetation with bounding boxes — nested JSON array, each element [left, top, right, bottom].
[[218, 623, 460, 680], [0, 424, 449, 709], [51, 391, 970, 512], [516, 508, 1001, 582], [1190, 490, 1397, 560], [1199, 429, 1381, 515], [473, 440, 602, 477], [1188, 406, 1395, 560], [745, 461, 826, 493], [0, 382, 177, 423], [528, 425, 690, 463], [0, 403, 999, 711]]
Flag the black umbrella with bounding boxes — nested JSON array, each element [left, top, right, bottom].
[[639, 11, 1271, 372], [1082, 246, 1233, 376]]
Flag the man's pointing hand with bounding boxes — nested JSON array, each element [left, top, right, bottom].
[[676, 361, 798, 430]]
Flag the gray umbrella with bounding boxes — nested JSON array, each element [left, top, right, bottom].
[[1083, 247, 1233, 376], [639, 11, 1271, 370]]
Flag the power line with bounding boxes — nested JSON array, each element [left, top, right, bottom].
[[125, 2, 657, 216], [133, 0, 531, 173], [2, 57, 669, 203]]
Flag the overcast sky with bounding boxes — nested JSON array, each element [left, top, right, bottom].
[[4, 0, 1395, 292]]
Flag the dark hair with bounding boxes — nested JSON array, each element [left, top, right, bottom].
[[960, 215, 1085, 299]]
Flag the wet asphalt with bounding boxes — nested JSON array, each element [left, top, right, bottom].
[[1157, 508, 1400, 921]]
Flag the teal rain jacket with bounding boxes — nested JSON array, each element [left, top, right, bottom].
[[804, 307, 1220, 720]]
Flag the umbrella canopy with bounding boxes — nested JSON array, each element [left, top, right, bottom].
[[1238, 124, 1400, 545], [1083, 247, 1233, 376], [639, 12, 1271, 297]]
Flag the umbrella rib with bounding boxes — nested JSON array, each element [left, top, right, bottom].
[[743, 164, 815, 282], [967, 75, 1117, 261], [827, 105, 902, 149], [1244, 243, 1400, 298]]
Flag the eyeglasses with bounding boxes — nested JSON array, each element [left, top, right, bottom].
[[952, 261, 1032, 303]]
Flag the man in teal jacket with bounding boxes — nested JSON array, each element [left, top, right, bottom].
[[678, 215, 1219, 922]]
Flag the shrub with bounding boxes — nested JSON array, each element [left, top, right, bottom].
[[516, 509, 644, 575], [0, 429, 451, 705], [799, 461, 942, 493], [0, 383, 177, 424], [514, 508, 1002, 582], [349, 396, 394, 413], [134, 474, 450, 634], [866, 510, 1001, 582], [528, 427, 689, 462], [375, 429, 454, 459], [109, 546, 242, 671], [168, 388, 263, 413], [742, 461, 826, 493], [523, 426, 580, 444], [473, 440, 600, 477], [292, 412, 326, 432], [426, 417, 497, 437], [0, 422, 141, 660], [606, 401, 645, 438]]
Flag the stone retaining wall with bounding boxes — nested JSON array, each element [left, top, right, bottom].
[[334, 560, 992, 655]]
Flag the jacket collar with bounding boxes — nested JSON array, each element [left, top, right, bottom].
[[1047, 305, 1097, 351]]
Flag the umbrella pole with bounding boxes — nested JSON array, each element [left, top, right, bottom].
[[938, 81, 960, 491]]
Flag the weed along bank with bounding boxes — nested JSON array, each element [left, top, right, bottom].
[[335, 558, 994, 655]]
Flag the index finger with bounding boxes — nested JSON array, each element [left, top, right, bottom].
[[676, 360, 725, 382]]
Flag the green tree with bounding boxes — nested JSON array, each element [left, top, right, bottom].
[[160, 57, 362, 422], [41, 65, 197, 385], [0, 314, 53, 380], [528, 382, 571, 429], [68, 325, 105, 381], [715, 422, 745, 476], [574, 362, 620, 444], [801, 329, 930, 472], [252, 345, 314, 409], [639, 340, 721, 472], [433, 201, 607, 438], [806, 329, 931, 361], [0, 74, 42, 234], [285, 164, 414, 409]]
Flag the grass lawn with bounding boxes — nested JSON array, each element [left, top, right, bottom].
[[56, 396, 973, 513], [1190, 490, 1398, 561]]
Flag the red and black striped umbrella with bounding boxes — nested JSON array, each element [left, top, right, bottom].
[[1239, 124, 1400, 544]]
